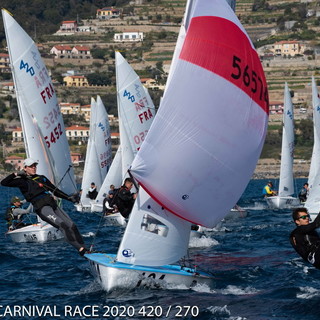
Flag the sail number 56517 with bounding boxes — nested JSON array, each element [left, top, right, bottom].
[[231, 55, 268, 104]]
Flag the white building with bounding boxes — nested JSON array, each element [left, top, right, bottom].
[[114, 31, 144, 42]]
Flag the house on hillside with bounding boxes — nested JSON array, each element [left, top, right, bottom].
[[5, 155, 24, 170], [269, 101, 284, 114], [140, 78, 165, 90], [50, 45, 92, 59], [272, 41, 305, 57], [59, 102, 81, 115], [0, 53, 10, 73], [96, 7, 121, 20], [63, 75, 89, 87], [66, 125, 89, 142], [50, 45, 73, 58], [70, 152, 83, 165], [114, 30, 144, 42], [71, 46, 92, 59], [12, 127, 23, 143], [0, 82, 14, 92], [59, 21, 78, 33]]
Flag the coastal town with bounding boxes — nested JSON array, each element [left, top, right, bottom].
[[0, 0, 320, 179]]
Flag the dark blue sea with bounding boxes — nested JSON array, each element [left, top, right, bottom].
[[1, 178, 319, 320]]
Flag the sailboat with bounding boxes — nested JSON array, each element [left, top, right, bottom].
[[85, 0, 269, 291], [2, 9, 77, 242], [90, 52, 156, 225], [304, 77, 320, 219], [266, 83, 300, 209], [75, 95, 112, 212]]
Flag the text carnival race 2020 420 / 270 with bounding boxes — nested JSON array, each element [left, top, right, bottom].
[[0, 304, 200, 318]]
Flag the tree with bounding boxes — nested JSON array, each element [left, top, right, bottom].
[[296, 119, 313, 146], [86, 72, 111, 86]]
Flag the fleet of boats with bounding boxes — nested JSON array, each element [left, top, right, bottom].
[[2, 0, 320, 293]]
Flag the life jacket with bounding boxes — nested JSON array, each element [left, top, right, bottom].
[[107, 188, 120, 207], [5, 206, 14, 225], [23, 175, 50, 202]]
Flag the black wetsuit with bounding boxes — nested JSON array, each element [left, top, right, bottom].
[[116, 186, 136, 219], [1, 173, 85, 251], [290, 213, 320, 268]]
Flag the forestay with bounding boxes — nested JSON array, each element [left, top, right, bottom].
[[2, 9, 76, 193], [278, 83, 295, 197], [130, 0, 269, 228]]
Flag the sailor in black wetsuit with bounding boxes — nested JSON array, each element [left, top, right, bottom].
[[116, 178, 138, 219], [1, 158, 88, 256], [290, 207, 320, 268]]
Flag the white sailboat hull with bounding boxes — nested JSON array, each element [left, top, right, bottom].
[[7, 224, 63, 243], [104, 212, 126, 226], [265, 196, 300, 209], [91, 203, 103, 212], [74, 203, 92, 212], [86, 253, 213, 292]]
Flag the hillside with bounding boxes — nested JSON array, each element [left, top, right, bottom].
[[0, 0, 319, 169]]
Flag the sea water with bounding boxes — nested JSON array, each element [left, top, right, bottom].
[[1, 178, 320, 320]]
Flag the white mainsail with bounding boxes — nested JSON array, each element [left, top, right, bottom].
[[117, 0, 268, 266], [116, 51, 156, 170], [2, 9, 76, 193], [93, 147, 123, 206], [278, 83, 295, 197], [308, 76, 320, 189], [79, 96, 112, 207], [92, 53, 156, 209], [305, 78, 320, 214]]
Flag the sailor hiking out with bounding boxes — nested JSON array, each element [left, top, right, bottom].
[[1, 158, 89, 256]]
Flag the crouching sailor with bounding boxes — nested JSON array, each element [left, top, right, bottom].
[[1, 158, 88, 256], [290, 207, 320, 268], [5, 196, 32, 230]]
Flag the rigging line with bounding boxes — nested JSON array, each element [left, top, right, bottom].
[[89, 212, 106, 250], [56, 165, 72, 188], [66, 167, 78, 192]]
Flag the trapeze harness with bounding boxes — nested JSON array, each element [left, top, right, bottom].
[[22, 175, 63, 212]]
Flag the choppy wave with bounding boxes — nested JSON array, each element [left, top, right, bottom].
[[1, 179, 320, 320]]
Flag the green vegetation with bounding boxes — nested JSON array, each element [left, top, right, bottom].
[[0, 0, 132, 44], [261, 119, 314, 160]]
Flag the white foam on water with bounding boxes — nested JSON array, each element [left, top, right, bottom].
[[207, 305, 247, 319], [189, 235, 219, 248], [192, 282, 215, 293], [220, 285, 259, 295], [297, 286, 320, 299], [252, 201, 268, 210], [82, 232, 96, 238], [65, 281, 102, 296]]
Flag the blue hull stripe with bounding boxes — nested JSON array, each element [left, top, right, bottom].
[[85, 253, 212, 278]]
